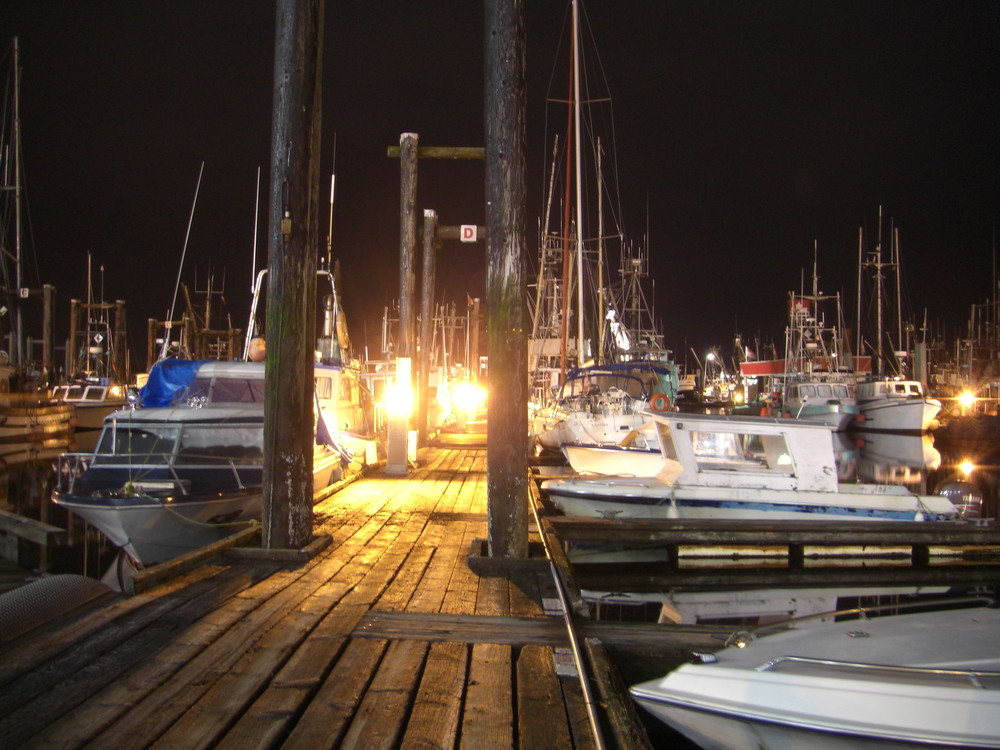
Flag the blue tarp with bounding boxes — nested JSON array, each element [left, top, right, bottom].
[[140, 359, 212, 407]]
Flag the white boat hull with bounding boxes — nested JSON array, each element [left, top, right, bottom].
[[631, 607, 1000, 749], [55, 489, 263, 565], [857, 397, 941, 433], [544, 477, 959, 522]]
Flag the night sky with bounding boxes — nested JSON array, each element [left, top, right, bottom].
[[3, 1, 998, 375]]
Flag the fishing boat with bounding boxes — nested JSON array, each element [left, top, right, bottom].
[[854, 377, 941, 434], [853, 208, 941, 433], [740, 250, 866, 432], [631, 602, 1000, 749], [542, 410, 963, 522], [50, 260, 130, 438]]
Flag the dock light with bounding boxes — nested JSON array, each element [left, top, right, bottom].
[[453, 381, 486, 417], [960, 459, 975, 477], [958, 390, 977, 410], [384, 357, 414, 418]]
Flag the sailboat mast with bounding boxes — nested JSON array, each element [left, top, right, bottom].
[[596, 137, 604, 363], [894, 226, 903, 363], [12, 36, 23, 368], [876, 206, 883, 378], [559, 20, 574, 377], [572, 0, 586, 362]]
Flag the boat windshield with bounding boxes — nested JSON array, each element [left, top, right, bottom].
[[561, 373, 646, 400], [686, 430, 794, 475], [186, 376, 266, 404], [92, 421, 263, 464], [93, 424, 180, 462]]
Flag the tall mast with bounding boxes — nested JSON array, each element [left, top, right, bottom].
[[559, 15, 574, 377], [876, 205, 884, 377], [572, 0, 586, 361], [12, 37, 23, 368], [596, 137, 604, 362]]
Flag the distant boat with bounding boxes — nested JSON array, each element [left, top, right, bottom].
[[854, 377, 941, 433], [0, 38, 74, 455], [542, 410, 963, 522], [631, 602, 1000, 749]]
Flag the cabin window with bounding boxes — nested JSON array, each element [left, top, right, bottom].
[[315, 376, 333, 399], [816, 384, 832, 398], [686, 429, 794, 476]]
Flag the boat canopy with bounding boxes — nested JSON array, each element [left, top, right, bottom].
[[140, 360, 213, 407]]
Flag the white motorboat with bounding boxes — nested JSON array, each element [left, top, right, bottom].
[[52, 358, 375, 565], [855, 378, 942, 433], [542, 411, 962, 522], [560, 420, 679, 478], [631, 603, 1000, 749]]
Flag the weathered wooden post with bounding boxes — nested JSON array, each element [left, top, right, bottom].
[[398, 132, 419, 360], [484, 0, 528, 557], [418, 209, 438, 444], [262, 0, 324, 550]]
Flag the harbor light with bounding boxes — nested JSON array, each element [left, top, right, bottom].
[[453, 381, 486, 416], [958, 390, 977, 410], [384, 358, 414, 418], [960, 459, 975, 477]]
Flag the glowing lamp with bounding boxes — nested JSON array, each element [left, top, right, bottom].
[[385, 357, 414, 417], [454, 382, 486, 415], [958, 390, 977, 409]]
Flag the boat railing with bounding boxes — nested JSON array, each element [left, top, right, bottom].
[[55, 449, 260, 495], [754, 654, 1000, 689], [724, 596, 996, 647]]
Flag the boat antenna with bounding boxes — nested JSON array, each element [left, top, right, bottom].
[[325, 133, 337, 271], [250, 165, 261, 295], [161, 161, 205, 361]]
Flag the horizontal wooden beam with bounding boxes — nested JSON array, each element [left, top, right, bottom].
[[386, 146, 485, 160], [0, 508, 64, 546]]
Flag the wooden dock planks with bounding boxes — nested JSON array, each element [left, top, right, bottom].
[[0, 433, 627, 749]]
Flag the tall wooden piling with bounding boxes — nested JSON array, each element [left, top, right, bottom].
[[398, 133, 419, 360], [262, 0, 324, 550], [484, 0, 529, 557], [418, 209, 438, 444]]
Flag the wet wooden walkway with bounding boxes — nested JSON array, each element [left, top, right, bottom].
[[0, 427, 712, 749]]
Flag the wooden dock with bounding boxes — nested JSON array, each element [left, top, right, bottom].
[[0, 428, 718, 749]]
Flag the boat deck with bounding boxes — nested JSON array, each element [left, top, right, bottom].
[[0, 426, 715, 749]]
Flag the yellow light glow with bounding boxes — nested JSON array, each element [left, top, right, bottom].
[[109, 385, 124, 398], [958, 390, 977, 409], [384, 357, 413, 417], [960, 460, 975, 477], [453, 382, 486, 415]]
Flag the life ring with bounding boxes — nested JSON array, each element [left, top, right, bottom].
[[650, 393, 670, 412]]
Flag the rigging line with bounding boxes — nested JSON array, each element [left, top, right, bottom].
[[162, 161, 206, 361]]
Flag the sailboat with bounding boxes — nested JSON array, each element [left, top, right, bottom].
[[528, 1, 678, 453], [0, 37, 74, 462], [853, 208, 942, 433]]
